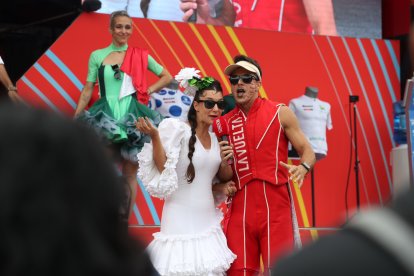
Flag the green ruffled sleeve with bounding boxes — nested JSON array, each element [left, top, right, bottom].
[[86, 51, 100, 83]]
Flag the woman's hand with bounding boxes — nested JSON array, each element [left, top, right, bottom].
[[213, 180, 237, 197], [136, 117, 158, 139], [219, 140, 233, 166], [223, 181, 237, 197]]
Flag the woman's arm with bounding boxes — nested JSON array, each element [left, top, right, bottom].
[[146, 55, 172, 95], [136, 117, 167, 173], [74, 82, 94, 117], [147, 68, 172, 95]]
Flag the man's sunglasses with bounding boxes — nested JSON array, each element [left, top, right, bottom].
[[111, 64, 121, 80], [229, 74, 258, 85], [197, 99, 225, 110]]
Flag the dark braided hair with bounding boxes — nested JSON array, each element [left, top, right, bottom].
[[185, 79, 223, 183], [140, 0, 151, 18]]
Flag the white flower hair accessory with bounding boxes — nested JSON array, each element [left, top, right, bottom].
[[174, 67, 201, 96]]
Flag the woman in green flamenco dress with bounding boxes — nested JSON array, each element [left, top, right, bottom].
[[74, 10, 172, 218]]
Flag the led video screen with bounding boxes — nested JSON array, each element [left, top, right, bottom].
[[96, 0, 381, 38]]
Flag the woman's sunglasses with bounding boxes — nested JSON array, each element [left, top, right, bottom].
[[197, 99, 225, 110], [229, 74, 258, 85], [111, 64, 121, 80]]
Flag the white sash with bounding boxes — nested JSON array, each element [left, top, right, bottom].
[[118, 73, 136, 100]]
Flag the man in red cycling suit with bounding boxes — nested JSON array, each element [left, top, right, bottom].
[[219, 55, 315, 275]]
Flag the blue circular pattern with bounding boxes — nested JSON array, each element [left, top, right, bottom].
[[169, 105, 183, 117], [181, 95, 192, 106], [158, 89, 167, 96], [168, 90, 176, 95], [155, 99, 162, 108]]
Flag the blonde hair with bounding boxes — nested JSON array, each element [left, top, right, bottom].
[[109, 10, 131, 29]]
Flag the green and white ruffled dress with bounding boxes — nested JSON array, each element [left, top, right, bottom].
[[78, 43, 163, 162]]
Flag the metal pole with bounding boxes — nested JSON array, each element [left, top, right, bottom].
[[353, 104, 360, 210], [311, 168, 316, 226]]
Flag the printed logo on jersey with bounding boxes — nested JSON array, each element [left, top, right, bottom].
[[301, 104, 313, 111], [181, 95, 192, 106]]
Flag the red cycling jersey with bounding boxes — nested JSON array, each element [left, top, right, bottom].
[[232, 0, 312, 33]]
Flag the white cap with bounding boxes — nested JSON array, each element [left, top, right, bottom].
[[224, 60, 261, 80]]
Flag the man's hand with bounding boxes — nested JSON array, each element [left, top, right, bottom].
[[180, 0, 211, 24], [7, 89, 25, 104], [279, 161, 308, 188]]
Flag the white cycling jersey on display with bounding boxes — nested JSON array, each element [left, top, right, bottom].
[[289, 95, 333, 157], [148, 88, 193, 122]]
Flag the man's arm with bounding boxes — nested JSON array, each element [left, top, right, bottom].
[[279, 105, 316, 187], [180, 0, 235, 26], [303, 0, 337, 36], [0, 64, 25, 104], [0, 64, 14, 90]]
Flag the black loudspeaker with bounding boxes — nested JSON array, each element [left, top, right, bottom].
[[82, 0, 102, 12]]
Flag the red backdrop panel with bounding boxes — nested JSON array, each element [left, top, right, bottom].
[[17, 13, 400, 229]]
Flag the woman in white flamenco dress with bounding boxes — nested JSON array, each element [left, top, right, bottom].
[[137, 76, 237, 276]]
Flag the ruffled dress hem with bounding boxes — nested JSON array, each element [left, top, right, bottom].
[[78, 97, 162, 163], [147, 212, 236, 276]]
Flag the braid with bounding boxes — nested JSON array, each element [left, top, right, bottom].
[[186, 105, 197, 183], [140, 0, 151, 18], [185, 79, 222, 183]]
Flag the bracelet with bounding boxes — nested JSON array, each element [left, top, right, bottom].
[[147, 88, 152, 95], [300, 162, 311, 172]]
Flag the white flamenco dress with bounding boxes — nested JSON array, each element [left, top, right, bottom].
[[138, 118, 236, 276]]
